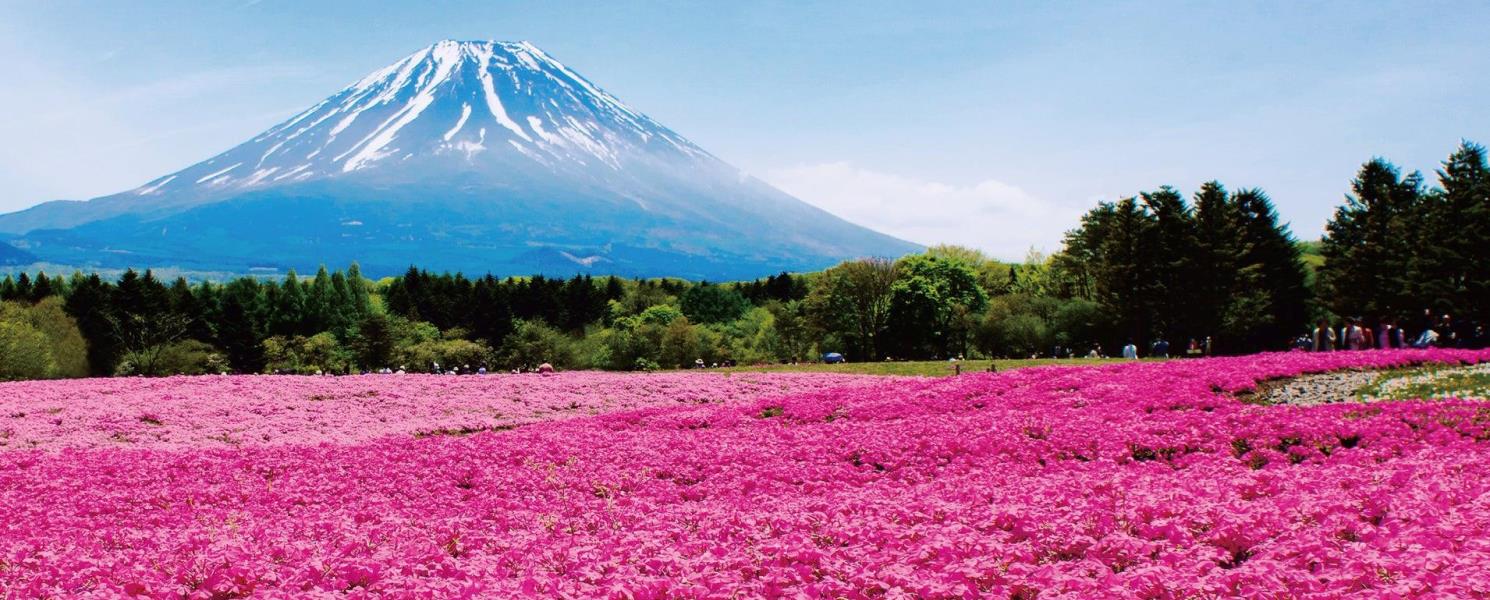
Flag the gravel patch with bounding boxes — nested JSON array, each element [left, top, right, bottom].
[[1249, 370, 1381, 406]]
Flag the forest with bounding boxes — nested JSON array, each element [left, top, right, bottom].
[[0, 141, 1486, 378]]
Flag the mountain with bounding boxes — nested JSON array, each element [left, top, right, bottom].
[[0, 238, 35, 266], [0, 40, 918, 279]]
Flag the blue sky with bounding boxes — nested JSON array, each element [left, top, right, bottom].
[[1, 1, 1485, 259]]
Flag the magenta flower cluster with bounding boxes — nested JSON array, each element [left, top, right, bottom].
[[3, 350, 1489, 598]]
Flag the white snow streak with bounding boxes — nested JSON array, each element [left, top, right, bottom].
[[471, 46, 533, 142], [135, 175, 177, 195], [444, 103, 472, 141], [195, 162, 242, 184]]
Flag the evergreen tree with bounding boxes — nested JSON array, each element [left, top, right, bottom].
[[328, 270, 355, 339], [345, 263, 373, 320], [470, 275, 514, 344], [1097, 197, 1158, 344], [1190, 182, 1243, 344], [218, 278, 266, 372], [1050, 202, 1117, 301], [1140, 187, 1201, 341], [13, 273, 32, 302], [1318, 159, 1424, 318], [306, 266, 334, 334], [1418, 141, 1490, 323], [113, 269, 169, 322], [271, 270, 306, 337], [603, 276, 625, 302], [30, 272, 55, 302], [63, 273, 120, 375], [351, 312, 395, 369], [168, 277, 212, 342], [1230, 189, 1310, 351]]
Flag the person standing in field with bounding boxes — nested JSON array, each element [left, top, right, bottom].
[[1359, 320, 1375, 350], [1340, 318, 1364, 350], [1122, 341, 1138, 359], [1313, 319, 1336, 351], [1377, 317, 1400, 349]]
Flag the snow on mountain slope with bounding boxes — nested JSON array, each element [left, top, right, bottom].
[[130, 40, 706, 198]]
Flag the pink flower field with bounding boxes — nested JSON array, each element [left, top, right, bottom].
[[3, 350, 1490, 598], [0, 372, 890, 450]]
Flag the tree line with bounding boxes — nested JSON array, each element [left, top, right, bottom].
[[0, 141, 1485, 379]]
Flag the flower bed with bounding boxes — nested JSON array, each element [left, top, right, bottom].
[[0, 372, 891, 450], [2, 349, 1489, 597]]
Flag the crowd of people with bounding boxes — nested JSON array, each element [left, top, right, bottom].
[[1301, 310, 1488, 352]]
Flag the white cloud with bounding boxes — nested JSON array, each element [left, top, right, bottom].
[[764, 162, 1084, 261]]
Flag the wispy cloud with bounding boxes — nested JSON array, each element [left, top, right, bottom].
[[764, 162, 1085, 260]]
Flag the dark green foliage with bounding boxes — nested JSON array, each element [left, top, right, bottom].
[[805, 257, 899, 360], [1050, 181, 1309, 353], [1318, 142, 1490, 333], [679, 282, 749, 324], [733, 272, 806, 304], [217, 278, 266, 372], [885, 254, 988, 359], [1229, 190, 1310, 352], [351, 312, 395, 369], [1318, 159, 1424, 318], [1415, 142, 1490, 324], [63, 273, 121, 375]]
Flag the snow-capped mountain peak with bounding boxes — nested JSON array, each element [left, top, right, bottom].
[[0, 39, 919, 279], [132, 40, 704, 196]]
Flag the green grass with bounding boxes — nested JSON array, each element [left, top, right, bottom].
[[718, 357, 1151, 377]]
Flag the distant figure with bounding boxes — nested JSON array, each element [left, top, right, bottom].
[[1151, 337, 1170, 359], [1438, 314, 1459, 348], [1087, 344, 1103, 359], [1342, 318, 1365, 350], [1293, 334, 1313, 351], [1121, 341, 1138, 360], [537, 362, 555, 374], [694, 358, 705, 369], [1412, 327, 1439, 348], [1312, 320, 1336, 352]]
